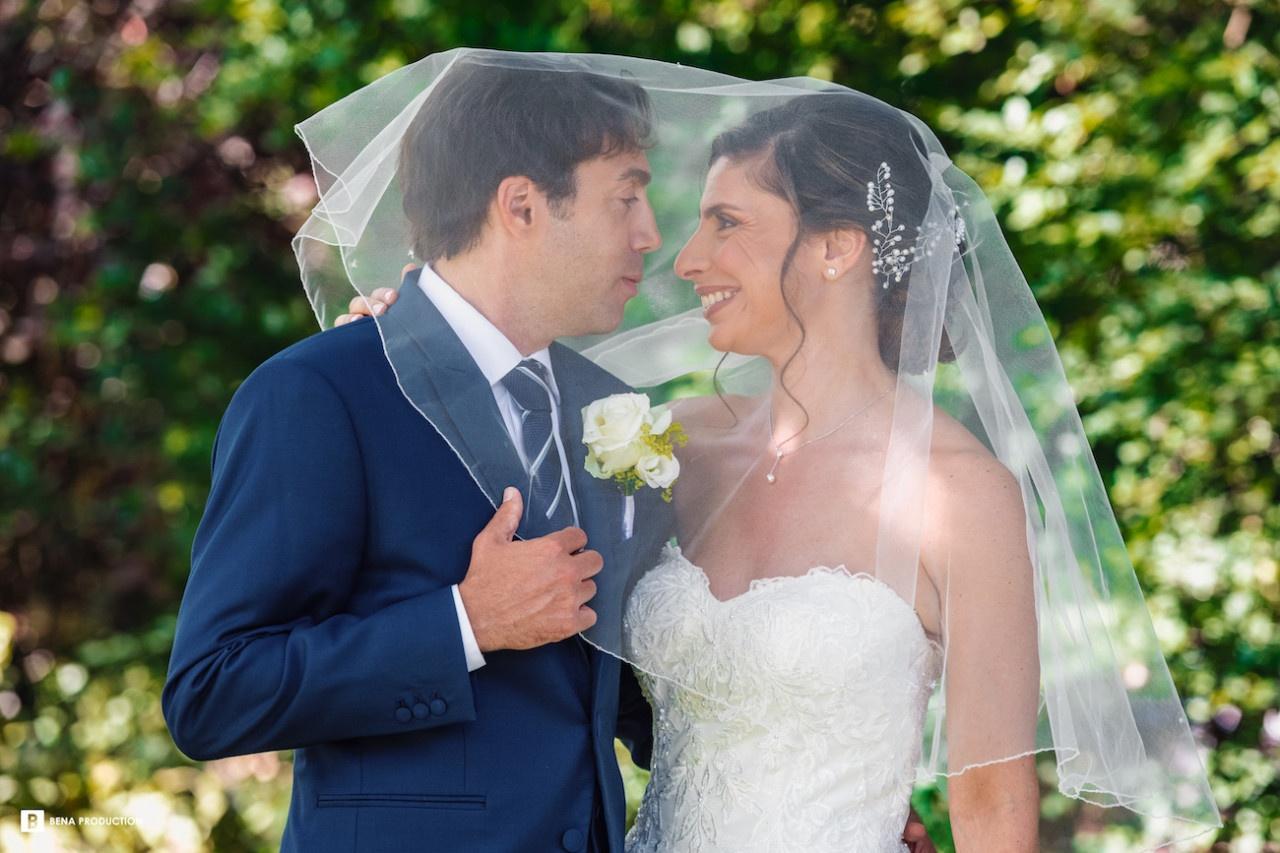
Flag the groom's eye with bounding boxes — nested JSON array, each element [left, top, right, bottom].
[[622, 196, 640, 207]]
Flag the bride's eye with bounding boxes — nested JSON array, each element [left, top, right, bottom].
[[715, 214, 738, 230]]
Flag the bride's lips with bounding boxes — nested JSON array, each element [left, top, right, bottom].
[[696, 286, 739, 320]]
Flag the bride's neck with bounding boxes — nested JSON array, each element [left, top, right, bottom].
[[765, 312, 896, 442]]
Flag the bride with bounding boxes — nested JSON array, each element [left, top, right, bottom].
[[621, 93, 1039, 852], [329, 51, 1216, 852]]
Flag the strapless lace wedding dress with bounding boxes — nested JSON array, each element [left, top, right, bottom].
[[623, 545, 942, 853]]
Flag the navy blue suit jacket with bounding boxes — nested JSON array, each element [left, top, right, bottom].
[[163, 274, 671, 852]]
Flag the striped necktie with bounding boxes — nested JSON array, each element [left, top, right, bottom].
[[501, 359, 575, 534]]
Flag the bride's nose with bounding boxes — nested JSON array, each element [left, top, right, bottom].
[[674, 229, 708, 282]]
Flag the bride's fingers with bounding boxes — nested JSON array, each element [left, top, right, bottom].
[[344, 294, 389, 318], [902, 815, 933, 852], [903, 825, 935, 853], [334, 284, 402, 328]]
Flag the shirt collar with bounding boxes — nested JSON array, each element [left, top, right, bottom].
[[415, 264, 557, 397]]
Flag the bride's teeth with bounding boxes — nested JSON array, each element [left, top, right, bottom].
[[700, 291, 735, 310]]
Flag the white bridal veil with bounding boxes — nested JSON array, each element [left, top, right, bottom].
[[292, 48, 1220, 846]]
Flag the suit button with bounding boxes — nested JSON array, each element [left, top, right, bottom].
[[394, 706, 412, 723], [561, 828, 585, 852], [429, 698, 447, 716], [412, 702, 429, 720]]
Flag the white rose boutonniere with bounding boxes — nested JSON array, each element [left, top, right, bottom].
[[582, 393, 687, 502]]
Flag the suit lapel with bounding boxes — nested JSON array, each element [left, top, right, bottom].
[[380, 271, 529, 522], [550, 343, 638, 683], [384, 276, 633, 701], [550, 342, 626, 550]]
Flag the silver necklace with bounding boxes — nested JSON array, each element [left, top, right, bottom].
[[765, 389, 890, 484]]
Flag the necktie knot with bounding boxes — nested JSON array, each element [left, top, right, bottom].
[[502, 359, 554, 414]]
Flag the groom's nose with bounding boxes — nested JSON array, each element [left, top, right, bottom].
[[632, 198, 661, 254]]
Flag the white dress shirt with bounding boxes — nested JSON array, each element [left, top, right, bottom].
[[417, 265, 581, 672]]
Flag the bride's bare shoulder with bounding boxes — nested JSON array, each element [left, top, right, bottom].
[[919, 407, 1031, 600], [927, 406, 1021, 508]]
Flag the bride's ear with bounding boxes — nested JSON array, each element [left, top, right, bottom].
[[818, 228, 869, 282]]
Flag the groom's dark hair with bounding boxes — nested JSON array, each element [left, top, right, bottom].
[[399, 54, 653, 263]]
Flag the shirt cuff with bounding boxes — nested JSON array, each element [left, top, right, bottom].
[[452, 585, 486, 672]]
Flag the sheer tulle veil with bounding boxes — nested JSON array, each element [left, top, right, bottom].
[[291, 48, 1221, 846]]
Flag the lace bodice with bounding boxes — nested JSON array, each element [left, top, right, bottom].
[[623, 545, 941, 853]]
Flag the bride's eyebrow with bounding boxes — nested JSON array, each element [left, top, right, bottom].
[[701, 202, 744, 219]]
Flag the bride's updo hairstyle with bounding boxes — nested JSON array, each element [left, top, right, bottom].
[[709, 93, 961, 374]]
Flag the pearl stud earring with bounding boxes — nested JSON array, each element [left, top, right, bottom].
[[825, 267, 838, 279]]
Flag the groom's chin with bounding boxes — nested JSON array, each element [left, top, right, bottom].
[[577, 307, 629, 337]]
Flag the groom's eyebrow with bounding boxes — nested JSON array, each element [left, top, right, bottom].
[[619, 167, 651, 187]]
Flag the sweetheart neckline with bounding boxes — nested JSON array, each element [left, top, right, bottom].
[[660, 544, 943, 654]]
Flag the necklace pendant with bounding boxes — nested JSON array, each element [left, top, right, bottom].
[[766, 448, 783, 484]]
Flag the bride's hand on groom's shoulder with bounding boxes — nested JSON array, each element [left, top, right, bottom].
[[332, 264, 414, 326], [333, 286, 399, 326], [458, 487, 603, 653]]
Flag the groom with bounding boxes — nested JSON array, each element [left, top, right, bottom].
[[163, 60, 672, 853]]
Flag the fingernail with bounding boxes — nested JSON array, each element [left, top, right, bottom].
[[372, 303, 386, 316], [503, 487, 517, 502]]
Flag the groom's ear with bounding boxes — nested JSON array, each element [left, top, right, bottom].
[[493, 175, 540, 236]]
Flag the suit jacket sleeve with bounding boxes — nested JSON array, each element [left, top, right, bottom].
[[162, 358, 476, 761]]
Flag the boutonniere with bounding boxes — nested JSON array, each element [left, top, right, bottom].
[[581, 393, 687, 502]]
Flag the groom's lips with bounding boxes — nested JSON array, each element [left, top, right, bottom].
[[619, 275, 641, 297]]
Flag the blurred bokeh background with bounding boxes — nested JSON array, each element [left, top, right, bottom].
[[1, 0, 1277, 850]]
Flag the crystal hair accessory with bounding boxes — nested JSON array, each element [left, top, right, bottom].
[[867, 161, 967, 288]]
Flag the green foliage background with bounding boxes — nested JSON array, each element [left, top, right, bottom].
[[1, 0, 1277, 849]]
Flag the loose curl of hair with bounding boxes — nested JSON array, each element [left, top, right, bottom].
[[707, 92, 962, 426]]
